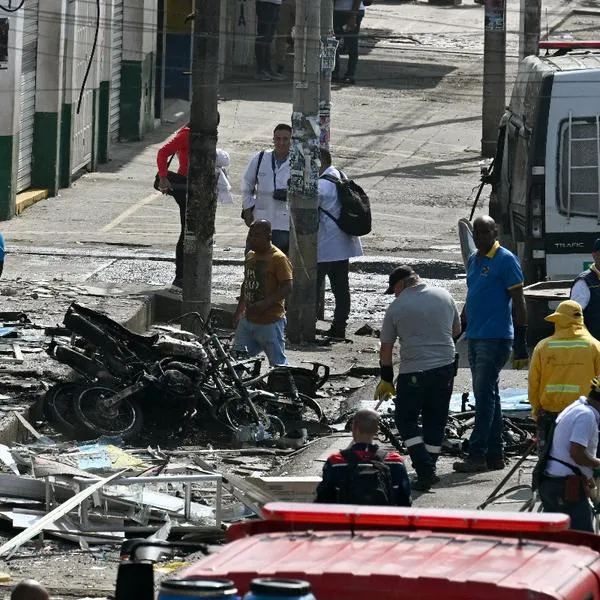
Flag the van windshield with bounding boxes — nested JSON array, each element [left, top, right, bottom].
[[558, 116, 600, 218]]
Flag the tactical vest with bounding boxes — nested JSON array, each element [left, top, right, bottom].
[[572, 269, 600, 339]]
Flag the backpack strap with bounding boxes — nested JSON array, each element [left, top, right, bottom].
[[253, 151, 265, 193], [318, 174, 342, 228], [547, 456, 583, 476], [340, 449, 359, 463]]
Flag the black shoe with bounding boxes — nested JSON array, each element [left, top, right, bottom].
[[325, 324, 346, 339], [453, 456, 488, 473], [342, 75, 355, 85], [486, 456, 506, 470], [412, 474, 440, 492]]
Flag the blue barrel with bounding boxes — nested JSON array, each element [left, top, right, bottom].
[[243, 578, 316, 600], [159, 579, 240, 600]]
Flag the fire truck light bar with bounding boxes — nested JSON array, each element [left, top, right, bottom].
[[262, 502, 570, 533], [539, 41, 600, 50]]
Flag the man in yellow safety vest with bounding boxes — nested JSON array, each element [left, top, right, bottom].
[[529, 300, 600, 456]]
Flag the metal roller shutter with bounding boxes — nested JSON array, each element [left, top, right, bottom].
[[16, 0, 39, 192], [71, 0, 95, 174], [110, 0, 123, 143]]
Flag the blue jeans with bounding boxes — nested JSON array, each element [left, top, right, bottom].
[[467, 339, 512, 458], [234, 316, 287, 366], [539, 477, 593, 532]]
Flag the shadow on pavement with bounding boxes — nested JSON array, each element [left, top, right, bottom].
[[355, 154, 482, 180]]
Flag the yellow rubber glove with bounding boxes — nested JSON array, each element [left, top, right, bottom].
[[374, 380, 395, 401], [512, 357, 529, 370]]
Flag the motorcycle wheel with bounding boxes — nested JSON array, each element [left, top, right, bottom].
[[217, 396, 285, 438], [259, 392, 325, 423], [73, 386, 143, 440], [44, 382, 93, 440]]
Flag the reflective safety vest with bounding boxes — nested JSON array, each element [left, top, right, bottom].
[[529, 332, 600, 417]]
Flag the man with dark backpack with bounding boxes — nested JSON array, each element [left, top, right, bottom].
[[317, 149, 365, 339], [315, 408, 412, 506]]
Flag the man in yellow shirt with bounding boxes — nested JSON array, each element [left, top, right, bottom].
[[529, 300, 600, 456], [233, 220, 293, 366]]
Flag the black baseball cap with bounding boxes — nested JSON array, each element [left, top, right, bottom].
[[384, 265, 415, 294]]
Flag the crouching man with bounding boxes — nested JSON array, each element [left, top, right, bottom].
[[538, 377, 600, 532], [315, 408, 412, 506]]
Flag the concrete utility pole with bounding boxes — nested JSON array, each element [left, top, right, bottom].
[[317, 0, 336, 320], [287, 0, 321, 343], [481, 0, 506, 158], [520, 0, 541, 59], [182, 0, 221, 333]]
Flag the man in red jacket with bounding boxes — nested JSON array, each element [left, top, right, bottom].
[[315, 409, 412, 506]]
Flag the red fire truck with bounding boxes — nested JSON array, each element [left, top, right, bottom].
[[174, 502, 600, 599]]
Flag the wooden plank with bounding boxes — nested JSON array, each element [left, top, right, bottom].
[[12, 411, 42, 440]]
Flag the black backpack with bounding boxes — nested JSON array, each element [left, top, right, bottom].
[[320, 173, 372, 237], [336, 449, 394, 505]]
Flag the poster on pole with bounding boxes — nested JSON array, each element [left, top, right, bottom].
[[484, 0, 505, 31], [0, 19, 8, 70]]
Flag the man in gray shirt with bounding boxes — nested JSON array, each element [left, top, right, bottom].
[[375, 265, 461, 491]]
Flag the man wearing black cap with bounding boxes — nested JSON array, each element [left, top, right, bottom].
[[571, 238, 600, 341], [374, 266, 461, 491]]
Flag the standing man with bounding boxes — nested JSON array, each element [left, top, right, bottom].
[[571, 238, 600, 341], [332, 0, 366, 85], [274, 0, 295, 77], [255, 0, 285, 81], [374, 266, 461, 491], [538, 378, 600, 532], [453, 216, 528, 473], [315, 408, 412, 506], [241, 124, 292, 254], [317, 149, 363, 339], [529, 300, 600, 457], [233, 220, 293, 366], [156, 122, 230, 289]]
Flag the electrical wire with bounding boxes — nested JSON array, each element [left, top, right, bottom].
[[0, 0, 25, 13], [76, 0, 99, 115]]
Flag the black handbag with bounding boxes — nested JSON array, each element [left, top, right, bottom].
[[154, 154, 187, 196]]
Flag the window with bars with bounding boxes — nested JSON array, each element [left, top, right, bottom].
[[558, 115, 600, 219]]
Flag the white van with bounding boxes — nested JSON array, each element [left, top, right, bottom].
[[485, 42, 600, 284]]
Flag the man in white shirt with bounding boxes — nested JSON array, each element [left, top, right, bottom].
[[570, 238, 600, 341], [241, 124, 292, 254], [539, 377, 600, 532], [317, 149, 363, 338], [255, 0, 285, 81]]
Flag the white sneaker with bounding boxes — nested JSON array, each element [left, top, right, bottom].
[[270, 71, 286, 81], [254, 71, 272, 81]]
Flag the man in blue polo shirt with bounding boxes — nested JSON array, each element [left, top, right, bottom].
[[454, 216, 528, 473]]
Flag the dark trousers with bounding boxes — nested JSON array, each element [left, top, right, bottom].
[[317, 259, 350, 328], [395, 363, 455, 479], [172, 185, 187, 281], [255, 1, 280, 73], [536, 410, 559, 459], [539, 477, 593, 532], [332, 10, 364, 78]]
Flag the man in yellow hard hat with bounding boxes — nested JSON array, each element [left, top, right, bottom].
[[529, 300, 600, 457]]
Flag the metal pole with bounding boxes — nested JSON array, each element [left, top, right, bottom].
[[520, 0, 541, 60], [481, 0, 506, 158], [182, 0, 221, 333], [287, 0, 321, 343]]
